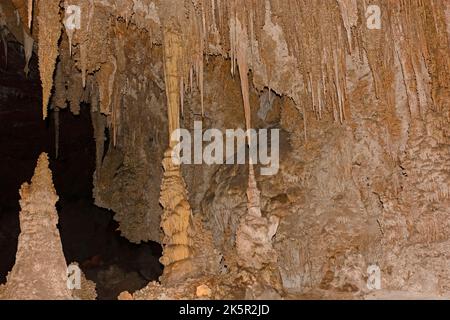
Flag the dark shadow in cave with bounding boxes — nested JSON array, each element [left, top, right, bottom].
[[0, 39, 163, 300]]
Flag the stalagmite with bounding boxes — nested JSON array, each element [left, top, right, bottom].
[[54, 107, 59, 159], [37, 0, 61, 119], [68, 262, 97, 300], [0, 153, 72, 300], [90, 87, 106, 181]]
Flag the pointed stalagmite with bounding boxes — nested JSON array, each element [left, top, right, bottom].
[[38, 0, 61, 119], [0, 153, 72, 300]]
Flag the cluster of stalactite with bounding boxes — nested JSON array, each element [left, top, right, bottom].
[[1, 0, 446, 144]]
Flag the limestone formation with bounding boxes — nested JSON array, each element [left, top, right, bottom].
[[68, 262, 97, 300], [2, 0, 449, 300], [158, 21, 197, 284], [159, 149, 197, 284], [158, 18, 221, 285], [37, 0, 61, 119], [236, 211, 280, 270], [233, 16, 279, 273], [0, 153, 72, 300]]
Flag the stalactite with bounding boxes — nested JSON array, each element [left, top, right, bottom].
[[23, 27, 33, 76], [52, 59, 68, 109], [0, 29, 6, 68], [27, 0, 32, 30], [303, 103, 307, 142], [111, 90, 121, 147], [189, 66, 193, 92], [90, 82, 106, 182], [37, 0, 61, 119], [15, 7, 20, 26], [234, 18, 260, 216], [97, 57, 117, 115], [333, 49, 344, 124], [199, 55, 204, 116], [63, 21, 73, 56], [9, 1, 26, 28], [337, 0, 358, 53], [54, 107, 59, 159], [68, 73, 82, 115], [80, 42, 87, 88], [180, 77, 184, 116]]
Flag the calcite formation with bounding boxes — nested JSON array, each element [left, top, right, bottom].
[[159, 21, 220, 284], [158, 19, 197, 284], [37, 0, 61, 119], [159, 149, 197, 284], [0, 153, 72, 300], [2, 0, 449, 300], [236, 206, 280, 270], [68, 262, 97, 300], [233, 20, 279, 271]]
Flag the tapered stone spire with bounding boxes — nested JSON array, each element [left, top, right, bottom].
[[0, 153, 72, 300]]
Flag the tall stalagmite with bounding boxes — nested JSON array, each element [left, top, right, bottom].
[[0, 153, 72, 300]]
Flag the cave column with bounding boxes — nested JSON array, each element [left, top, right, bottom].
[[232, 17, 280, 277], [158, 16, 196, 284]]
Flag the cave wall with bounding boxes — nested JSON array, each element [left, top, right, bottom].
[[1, 0, 449, 297]]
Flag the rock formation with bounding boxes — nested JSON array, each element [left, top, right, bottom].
[[37, 0, 61, 119], [159, 149, 197, 284], [68, 262, 97, 300], [1, 0, 449, 300], [233, 22, 279, 272], [158, 20, 220, 285], [0, 153, 72, 300], [157, 17, 197, 284]]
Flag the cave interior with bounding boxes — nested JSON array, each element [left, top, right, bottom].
[[0, 0, 449, 300]]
